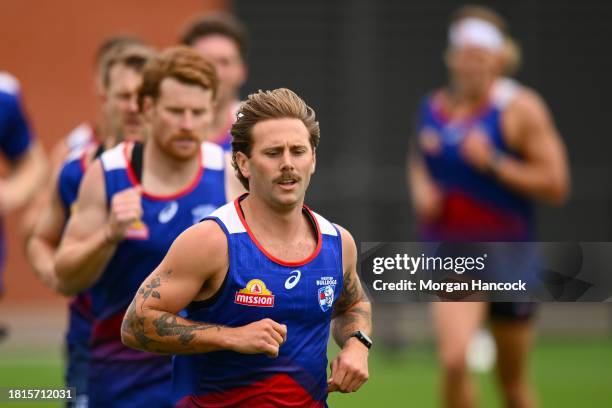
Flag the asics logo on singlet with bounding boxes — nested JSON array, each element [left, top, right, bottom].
[[284, 270, 301, 289], [158, 201, 179, 224]]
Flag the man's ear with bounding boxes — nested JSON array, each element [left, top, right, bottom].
[[235, 151, 250, 180], [311, 150, 316, 175]]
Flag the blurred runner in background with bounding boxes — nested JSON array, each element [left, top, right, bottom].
[[54, 46, 227, 407], [180, 12, 248, 151], [26, 40, 154, 407], [180, 12, 249, 201], [408, 5, 570, 408], [0, 71, 47, 341], [21, 35, 148, 240]]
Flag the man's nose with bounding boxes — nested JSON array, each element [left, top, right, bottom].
[[127, 94, 139, 113], [280, 150, 295, 170], [180, 111, 194, 131]]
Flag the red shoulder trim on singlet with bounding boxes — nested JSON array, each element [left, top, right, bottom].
[[431, 82, 495, 125], [123, 142, 205, 201], [79, 142, 101, 173]]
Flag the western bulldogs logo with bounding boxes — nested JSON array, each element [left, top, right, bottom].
[[316, 276, 337, 312], [318, 285, 335, 312]]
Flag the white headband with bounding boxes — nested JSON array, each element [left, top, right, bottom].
[[449, 18, 504, 52]]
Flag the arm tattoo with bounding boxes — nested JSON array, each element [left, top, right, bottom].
[[332, 269, 368, 317], [331, 269, 372, 347], [331, 304, 372, 347], [122, 298, 157, 348], [138, 268, 172, 306], [152, 313, 221, 346], [122, 268, 223, 353]]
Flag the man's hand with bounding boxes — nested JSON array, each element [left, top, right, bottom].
[[413, 179, 444, 222], [226, 318, 287, 358], [327, 337, 369, 393], [460, 128, 497, 173], [106, 187, 143, 243]]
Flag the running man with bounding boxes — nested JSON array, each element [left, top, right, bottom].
[[408, 5, 570, 408], [180, 12, 248, 150], [122, 88, 372, 407], [0, 71, 47, 340], [26, 41, 154, 407], [54, 46, 227, 407], [180, 12, 249, 200], [21, 36, 147, 240]]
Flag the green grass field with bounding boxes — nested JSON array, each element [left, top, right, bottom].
[[0, 337, 610, 407]]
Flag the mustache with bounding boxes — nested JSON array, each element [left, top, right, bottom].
[[169, 132, 199, 141], [273, 172, 301, 183], [123, 112, 141, 123]]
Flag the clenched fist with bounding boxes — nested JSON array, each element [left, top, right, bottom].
[[226, 318, 288, 358], [106, 187, 143, 243], [460, 128, 497, 173], [328, 337, 370, 393]]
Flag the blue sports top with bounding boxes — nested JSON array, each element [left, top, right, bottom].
[[173, 196, 344, 408], [0, 72, 33, 162], [415, 78, 534, 241], [0, 72, 34, 286], [90, 141, 226, 363], [58, 144, 101, 347]]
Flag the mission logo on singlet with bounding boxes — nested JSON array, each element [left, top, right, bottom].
[[234, 279, 275, 307]]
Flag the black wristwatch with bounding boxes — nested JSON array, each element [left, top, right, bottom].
[[350, 330, 372, 349]]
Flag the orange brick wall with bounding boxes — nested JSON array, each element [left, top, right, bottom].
[[0, 0, 227, 307]]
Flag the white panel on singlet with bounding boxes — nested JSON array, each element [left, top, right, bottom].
[[101, 142, 128, 171]]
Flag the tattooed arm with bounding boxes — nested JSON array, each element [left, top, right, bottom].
[[121, 220, 287, 356], [331, 226, 372, 346], [328, 226, 371, 393]]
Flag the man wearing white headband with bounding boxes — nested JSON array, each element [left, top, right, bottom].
[[449, 17, 505, 52], [408, 5, 570, 408]]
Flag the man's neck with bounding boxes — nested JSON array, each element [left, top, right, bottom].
[[240, 194, 309, 243], [140, 142, 201, 195], [449, 78, 495, 108]]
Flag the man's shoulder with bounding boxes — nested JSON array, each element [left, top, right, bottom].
[[172, 220, 228, 269], [0, 74, 21, 113], [307, 208, 340, 238], [0, 72, 20, 96], [201, 141, 225, 171], [99, 142, 128, 171], [204, 201, 245, 235], [327, 222, 356, 259], [58, 148, 85, 186], [64, 122, 96, 151]]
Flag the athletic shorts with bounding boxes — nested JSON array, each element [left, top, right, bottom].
[[88, 358, 172, 408], [65, 340, 89, 407], [489, 302, 538, 322]]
